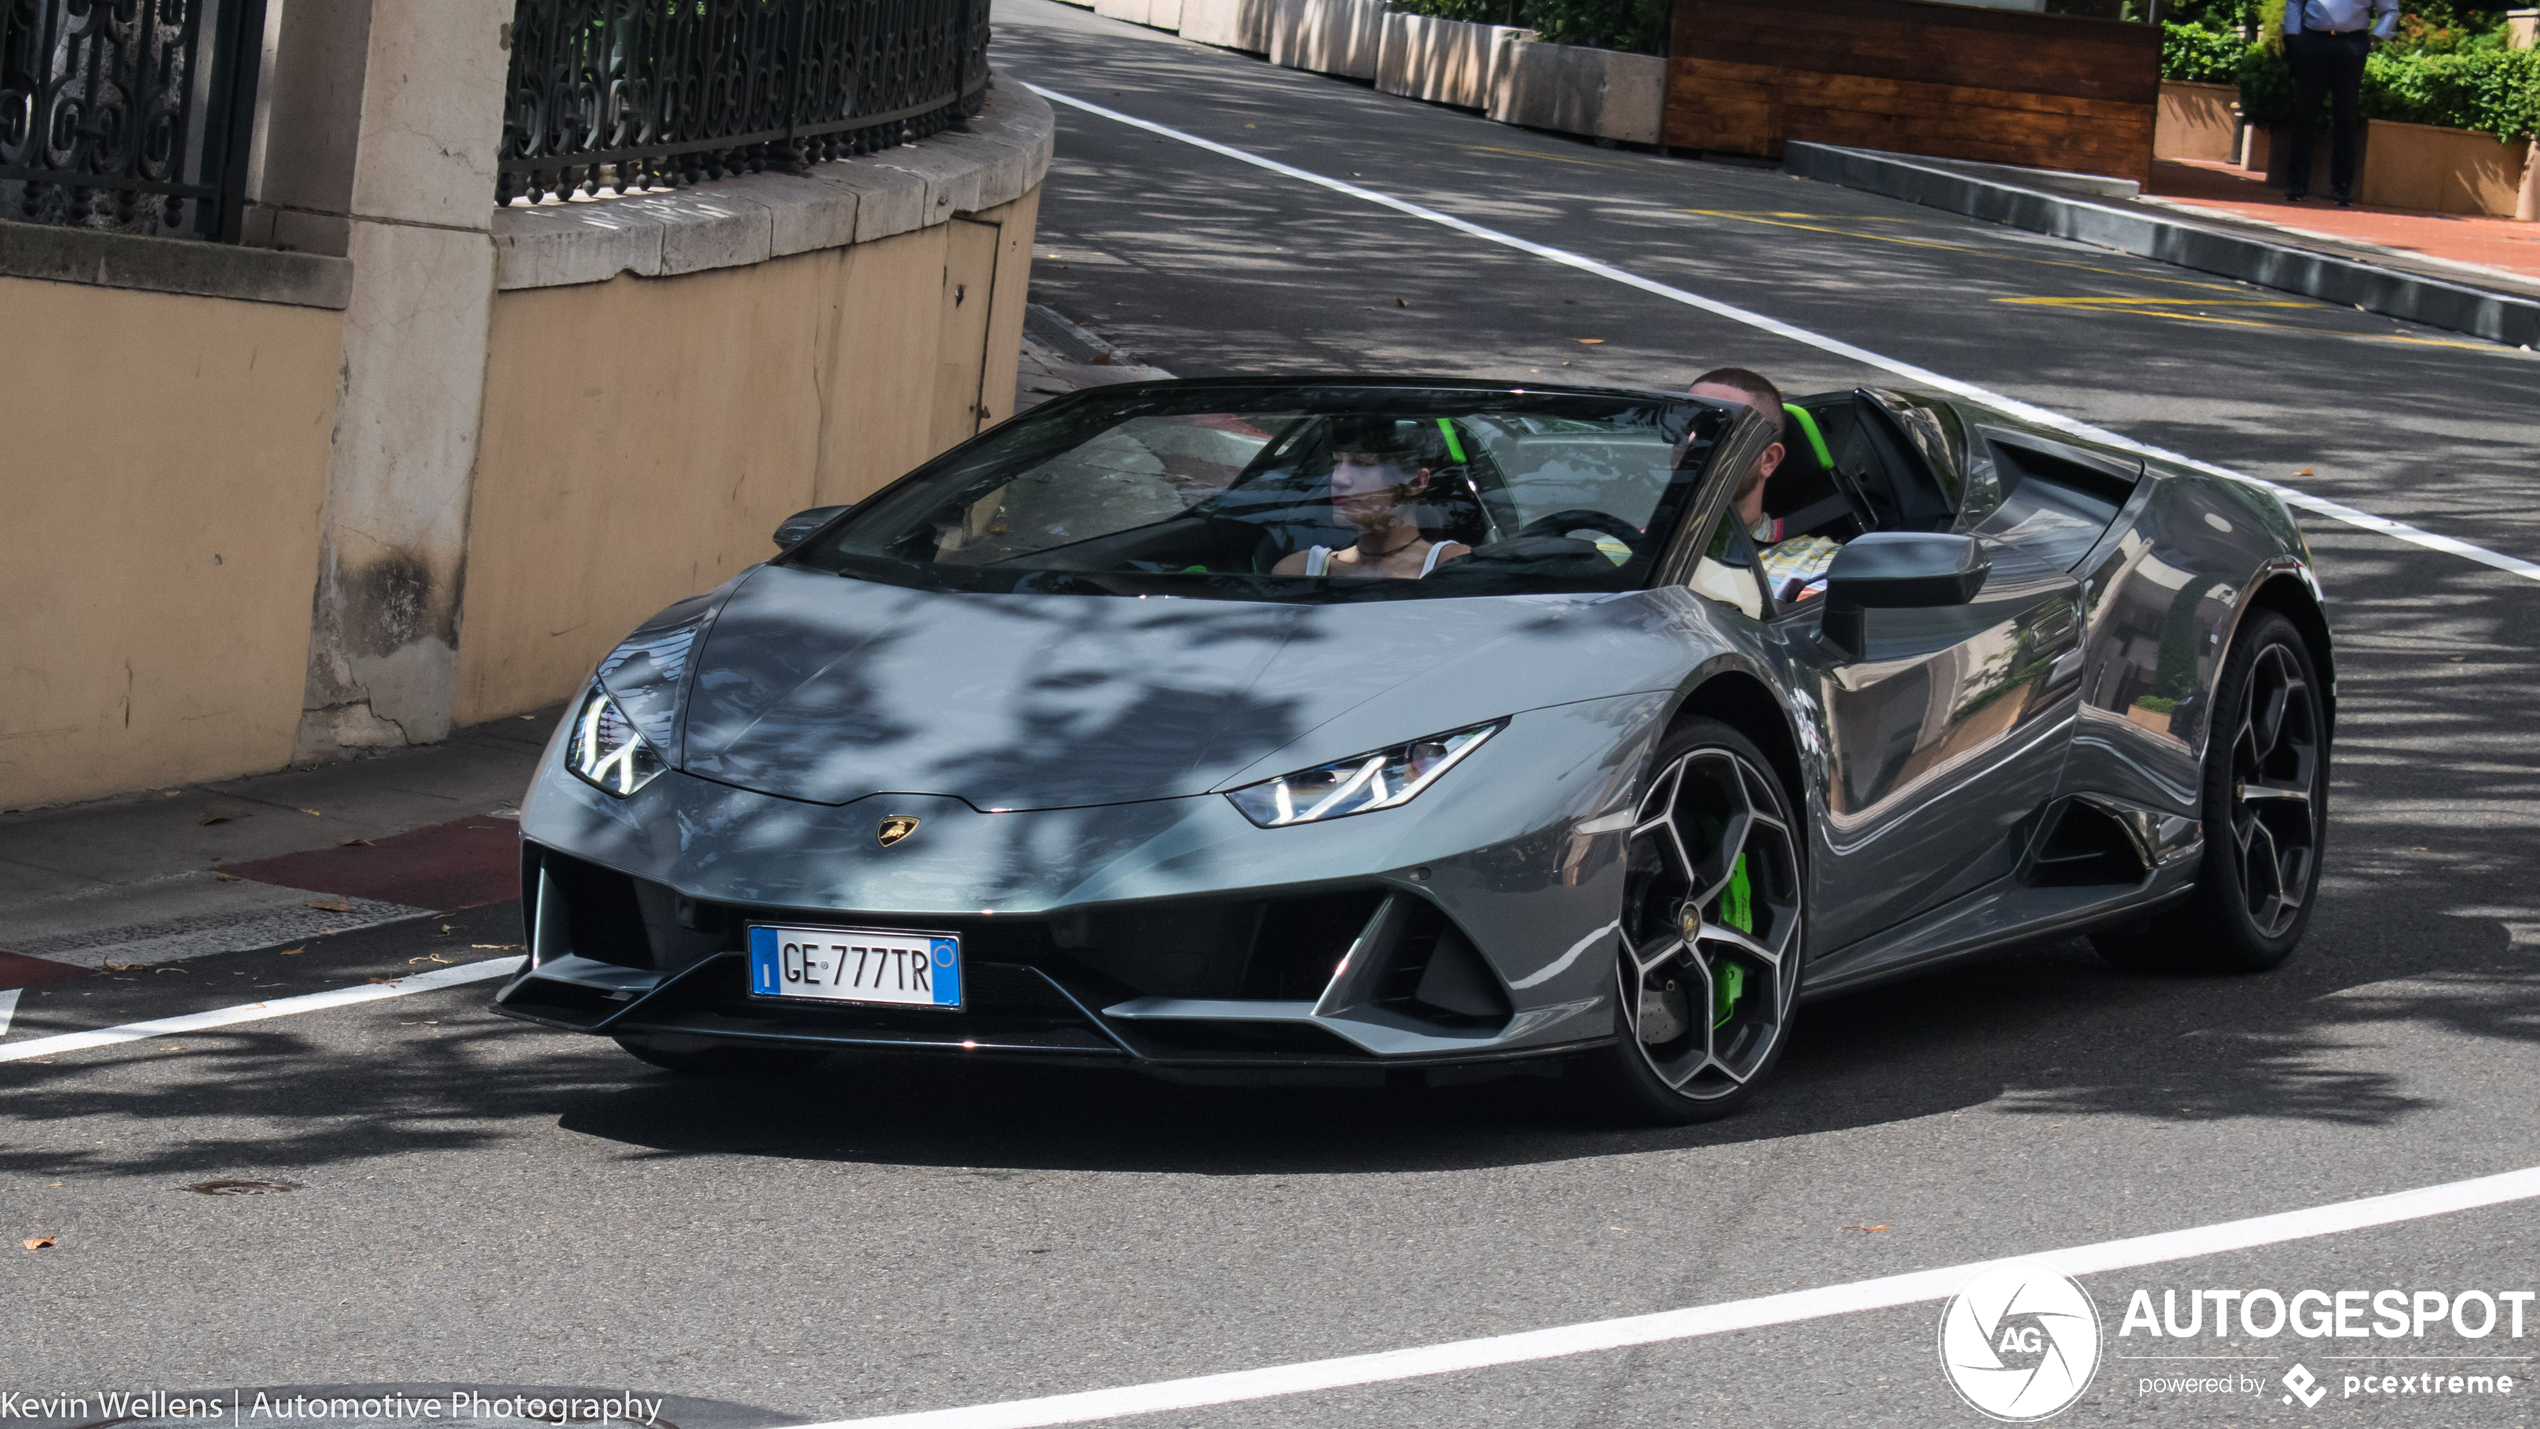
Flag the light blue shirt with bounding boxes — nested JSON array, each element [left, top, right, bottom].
[[2283, 0, 2399, 38]]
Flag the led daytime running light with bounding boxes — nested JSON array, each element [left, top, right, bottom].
[[567, 686, 665, 796], [1228, 721, 1504, 828]]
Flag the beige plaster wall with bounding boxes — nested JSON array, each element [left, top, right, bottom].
[[2155, 80, 2238, 163], [452, 188, 1042, 726], [0, 277, 342, 809], [2359, 119, 2529, 217]]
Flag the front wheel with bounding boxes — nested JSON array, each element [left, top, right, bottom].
[[1567, 719, 1806, 1125], [2095, 609, 2327, 974]]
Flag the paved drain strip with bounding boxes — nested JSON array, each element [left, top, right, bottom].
[[0, 956, 523, 1063], [1026, 83, 2540, 585], [820, 1163, 2540, 1428]]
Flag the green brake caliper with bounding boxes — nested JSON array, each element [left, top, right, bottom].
[[1714, 853, 1751, 1029]]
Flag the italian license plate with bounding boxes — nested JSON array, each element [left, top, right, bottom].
[[746, 925, 961, 1009]]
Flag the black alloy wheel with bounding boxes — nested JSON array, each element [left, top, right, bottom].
[[1572, 718, 1804, 1124], [2096, 609, 2328, 973]]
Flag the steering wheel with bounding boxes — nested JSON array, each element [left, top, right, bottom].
[[1514, 509, 1642, 546]]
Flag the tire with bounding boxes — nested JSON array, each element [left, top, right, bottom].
[[612, 1035, 829, 1078], [1566, 718, 1805, 1125], [2094, 609, 2327, 974]]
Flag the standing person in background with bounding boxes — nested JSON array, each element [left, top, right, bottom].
[[2282, 0, 2399, 205]]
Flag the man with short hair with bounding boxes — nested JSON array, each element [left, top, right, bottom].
[[1689, 367, 1840, 601]]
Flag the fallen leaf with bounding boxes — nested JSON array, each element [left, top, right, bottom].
[[2297, 467, 2314, 476], [305, 900, 351, 912], [367, 977, 390, 985], [198, 812, 231, 826], [439, 924, 455, 934], [1840, 1224, 1891, 1232], [338, 838, 373, 847], [1395, 298, 1409, 308], [298, 808, 322, 817], [278, 946, 305, 956], [212, 872, 240, 882], [409, 955, 454, 966], [1576, 338, 1604, 345], [22, 1236, 54, 1250], [153, 967, 187, 974], [470, 943, 526, 951]]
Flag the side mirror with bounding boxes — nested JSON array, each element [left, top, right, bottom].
[[1824, 532, 1989, 609], [1818, 533, 1989, 660], [772, 505, 850, 551]]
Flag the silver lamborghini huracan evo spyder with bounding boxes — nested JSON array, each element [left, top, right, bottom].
[[495, 378, 2332, 1122]]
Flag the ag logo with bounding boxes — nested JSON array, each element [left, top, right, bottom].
[[1938, 1263, 2101, 1421], [875, 815, 921, 848]]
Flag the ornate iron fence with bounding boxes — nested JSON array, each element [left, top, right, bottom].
[[500, 0, 993, 206], [0, 0, 267, 240]]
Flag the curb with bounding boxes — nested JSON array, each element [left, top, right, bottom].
[[1782, 141, 2540, 349]]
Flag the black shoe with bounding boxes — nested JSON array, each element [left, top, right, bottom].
[[2334, 190, 2353, 207], [2284, 188, 2306, 203]]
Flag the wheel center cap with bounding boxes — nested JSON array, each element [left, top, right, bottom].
[[1678, 904, 1702, 943]]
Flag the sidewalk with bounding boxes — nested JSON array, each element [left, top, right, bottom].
[[1784, 143, 2540, 348], [0, 711, 555, 997], [2147, 158, 2540, 294]]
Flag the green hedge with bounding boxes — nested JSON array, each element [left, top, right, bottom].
[[2162, 21, 2248, 83], [2236, 39, 2540, 141]]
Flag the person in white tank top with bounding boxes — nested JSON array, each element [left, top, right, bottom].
[[1271, 419, 1470, 581]]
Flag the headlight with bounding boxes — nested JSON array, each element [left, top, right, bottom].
[[566, 685, 665, 796], [1226, 721, 1504, 827]]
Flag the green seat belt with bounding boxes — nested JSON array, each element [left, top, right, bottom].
[[1434, 417, 1468, 464], [1782, 403, 1834, 469]]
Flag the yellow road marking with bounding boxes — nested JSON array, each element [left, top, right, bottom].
[[1678, 209, 1926, 222], [1991, 295, 2497, 349], [1998, 296, 2313, 309], [1466, 144, 1642, 170]]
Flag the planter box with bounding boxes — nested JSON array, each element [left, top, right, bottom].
[[2359, 118, 2528, 217], [1488, 36, 1664, 146], [1377, 14, 1527, 110], [1178, 0, 1274, 51], [2264, 118, 2531, 217], [1268, 0, 1385, 80], [2155, 80, 2238, 162]]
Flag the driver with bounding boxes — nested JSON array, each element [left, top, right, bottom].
[[1689, 367, 1841, 602], [1274, 418, 1471, 579]]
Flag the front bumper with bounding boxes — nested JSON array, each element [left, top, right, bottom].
[[494, 696, 1669, 1081]]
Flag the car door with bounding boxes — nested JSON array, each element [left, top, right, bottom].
[[1781, 394, 2088, 952]]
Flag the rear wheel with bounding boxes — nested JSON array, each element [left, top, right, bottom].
[[613, 1036, 829, 1078], [2095, 609, 2327, 974], [1568, 719, 1805, 1124]]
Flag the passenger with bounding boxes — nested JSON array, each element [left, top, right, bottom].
[[1274, 419, 1471, 579], [1689, 367, 1842, 602]]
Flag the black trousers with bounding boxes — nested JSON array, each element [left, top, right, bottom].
[[2285, 29, 2370, 196]]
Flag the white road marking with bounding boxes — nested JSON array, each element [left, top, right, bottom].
[[0, 988, 17, 1039], [0, 957, 524, 1064], [817, 1162, 2540, 1428], [1026, 83, 2540, 584]]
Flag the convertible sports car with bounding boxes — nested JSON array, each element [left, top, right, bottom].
[[494, 376, 2332, 1121]]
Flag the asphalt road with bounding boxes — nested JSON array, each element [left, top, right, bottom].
[[5, 6, 2538, 1426]]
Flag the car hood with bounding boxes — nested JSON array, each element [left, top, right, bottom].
[[671, 565, 1668, 810]]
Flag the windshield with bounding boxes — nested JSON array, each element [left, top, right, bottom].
[[785, 383, 1738, 602]]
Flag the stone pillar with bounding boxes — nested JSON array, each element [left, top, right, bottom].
[[294, 0, 512, 760]]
